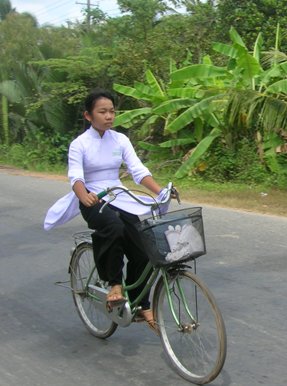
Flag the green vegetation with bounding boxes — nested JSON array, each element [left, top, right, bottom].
[[0, 0, 286, 195]]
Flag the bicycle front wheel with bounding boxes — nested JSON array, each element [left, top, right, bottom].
[[154, 270, 226, 385], [70, 242, 117, 338]]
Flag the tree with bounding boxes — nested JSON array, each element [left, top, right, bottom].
[[216, 0, 287, 51], [0, 11, 82, 145], [117, 0, 176, 40], [0, 13, 41, 71], [216, 0, 264, 49], [181, 0, 217, 62], [0, 12, 41, 144], [0, 0, 15, 21]]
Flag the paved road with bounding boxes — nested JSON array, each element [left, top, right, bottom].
[[0, 171, 287, 386]]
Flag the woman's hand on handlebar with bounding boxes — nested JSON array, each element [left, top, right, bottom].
[[73, 180, 101, 207], [81, 192, 100, 207]]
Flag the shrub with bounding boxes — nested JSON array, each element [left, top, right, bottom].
[[200, 139, 274, 185], [0, 130, 73, 171]]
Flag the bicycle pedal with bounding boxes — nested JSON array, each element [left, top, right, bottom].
[[106, 299, 126, 313]]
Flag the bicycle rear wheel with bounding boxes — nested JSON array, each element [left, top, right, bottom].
[[154, 270, 226, 385], [70, 242, 117, 338]]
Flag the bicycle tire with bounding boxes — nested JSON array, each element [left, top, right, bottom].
[[153, 270, 226, 385], [70, 242, 117, 338]]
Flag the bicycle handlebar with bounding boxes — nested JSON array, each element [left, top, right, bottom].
[[98, 182, 180, 214]]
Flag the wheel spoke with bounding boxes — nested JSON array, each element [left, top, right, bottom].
[[70, 242, 117, 338], [154, 270, 226, 384]]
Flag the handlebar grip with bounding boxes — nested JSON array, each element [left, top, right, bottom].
[[97, 190, 108, 199]]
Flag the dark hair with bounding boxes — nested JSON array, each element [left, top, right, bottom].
[[84, 89, 115, 114]]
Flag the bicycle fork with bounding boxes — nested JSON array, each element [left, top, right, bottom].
[[162, 270, 199, 333]]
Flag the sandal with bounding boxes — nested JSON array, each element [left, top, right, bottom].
[[106, 285, 126, 309], [135, 309, 159, 335]]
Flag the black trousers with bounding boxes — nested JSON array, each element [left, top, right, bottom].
[[79, 201, 152, 309]]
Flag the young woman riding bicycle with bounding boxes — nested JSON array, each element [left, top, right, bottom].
[[44, 89, 172, 332]]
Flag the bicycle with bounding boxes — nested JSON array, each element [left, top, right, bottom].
[[68, 183, 227, 385]]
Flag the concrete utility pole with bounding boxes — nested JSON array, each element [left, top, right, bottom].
[[76, 0, 98, 28]]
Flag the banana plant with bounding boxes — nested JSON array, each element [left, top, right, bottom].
[[114, 26, 287, 177], [215, 25, 287, 173], [114, 62, 227, 177], [114, 69, 167, 128]]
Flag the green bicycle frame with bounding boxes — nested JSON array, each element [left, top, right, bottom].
[[123, 262, 159, 310], [84, 257, 197, 326], [161, 268, 197, 327], [84, 260, 160, 310]]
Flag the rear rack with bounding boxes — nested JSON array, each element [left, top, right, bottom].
[[73, 231, 93, 245]]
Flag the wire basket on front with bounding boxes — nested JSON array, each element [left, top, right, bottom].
[[137, 207, 206, 267]]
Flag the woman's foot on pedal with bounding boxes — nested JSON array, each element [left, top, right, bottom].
[[136, 309, 159, 335], [106, 285, 126, 309]]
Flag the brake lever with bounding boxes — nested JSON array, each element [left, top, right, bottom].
[[171, 187, 181, 204], [99, 192, 116, 213]]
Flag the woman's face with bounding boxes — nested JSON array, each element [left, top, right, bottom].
[[84, 97, 115, 136]]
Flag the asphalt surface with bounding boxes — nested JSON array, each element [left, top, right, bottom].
[[0, 171, 287, 386]]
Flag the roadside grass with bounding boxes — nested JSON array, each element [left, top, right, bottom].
[[179, 184, 287, 217], [1, 164, 286, 217], [152, 174, 287, 217]]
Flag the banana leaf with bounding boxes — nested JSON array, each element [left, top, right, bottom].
[[205, 111, 221, 128], [134, 81, 165, 102], [153, 98, 194, 115], [145, 69, 165, 97], [114, 107, 152, 127], [140, 114, 159, 128], [171, 64, 228, 82], [159, 137, 196, 148], [278, 61, 287, 74], [266, 79, 287, 94], [253, 33, 263, 63], [235, 44, 262, 83], [229, 27, 246, 48], [175, 128, 222, 178], [169, 58, 177, 74], [212, 42, 238, 59], [167, 95, 223, 133], [167, 87, 201, 98], [138, 141, 161, 151], [202, 55, 213, 65], [259, 66, 282, 87], [113, 84, 152, 101], [138, 114, 161, 137]]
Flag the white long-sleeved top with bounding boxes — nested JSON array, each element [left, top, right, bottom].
[[44, 127, 168, 230]]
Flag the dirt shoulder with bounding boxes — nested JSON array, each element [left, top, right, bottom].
[[0, 165, 68, 181], [1, 165, 286, 218]]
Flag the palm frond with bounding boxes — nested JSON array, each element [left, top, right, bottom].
[[261, 50, 287, 68], [0, 80, 22, 103], [226, 89, 287, 133]]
